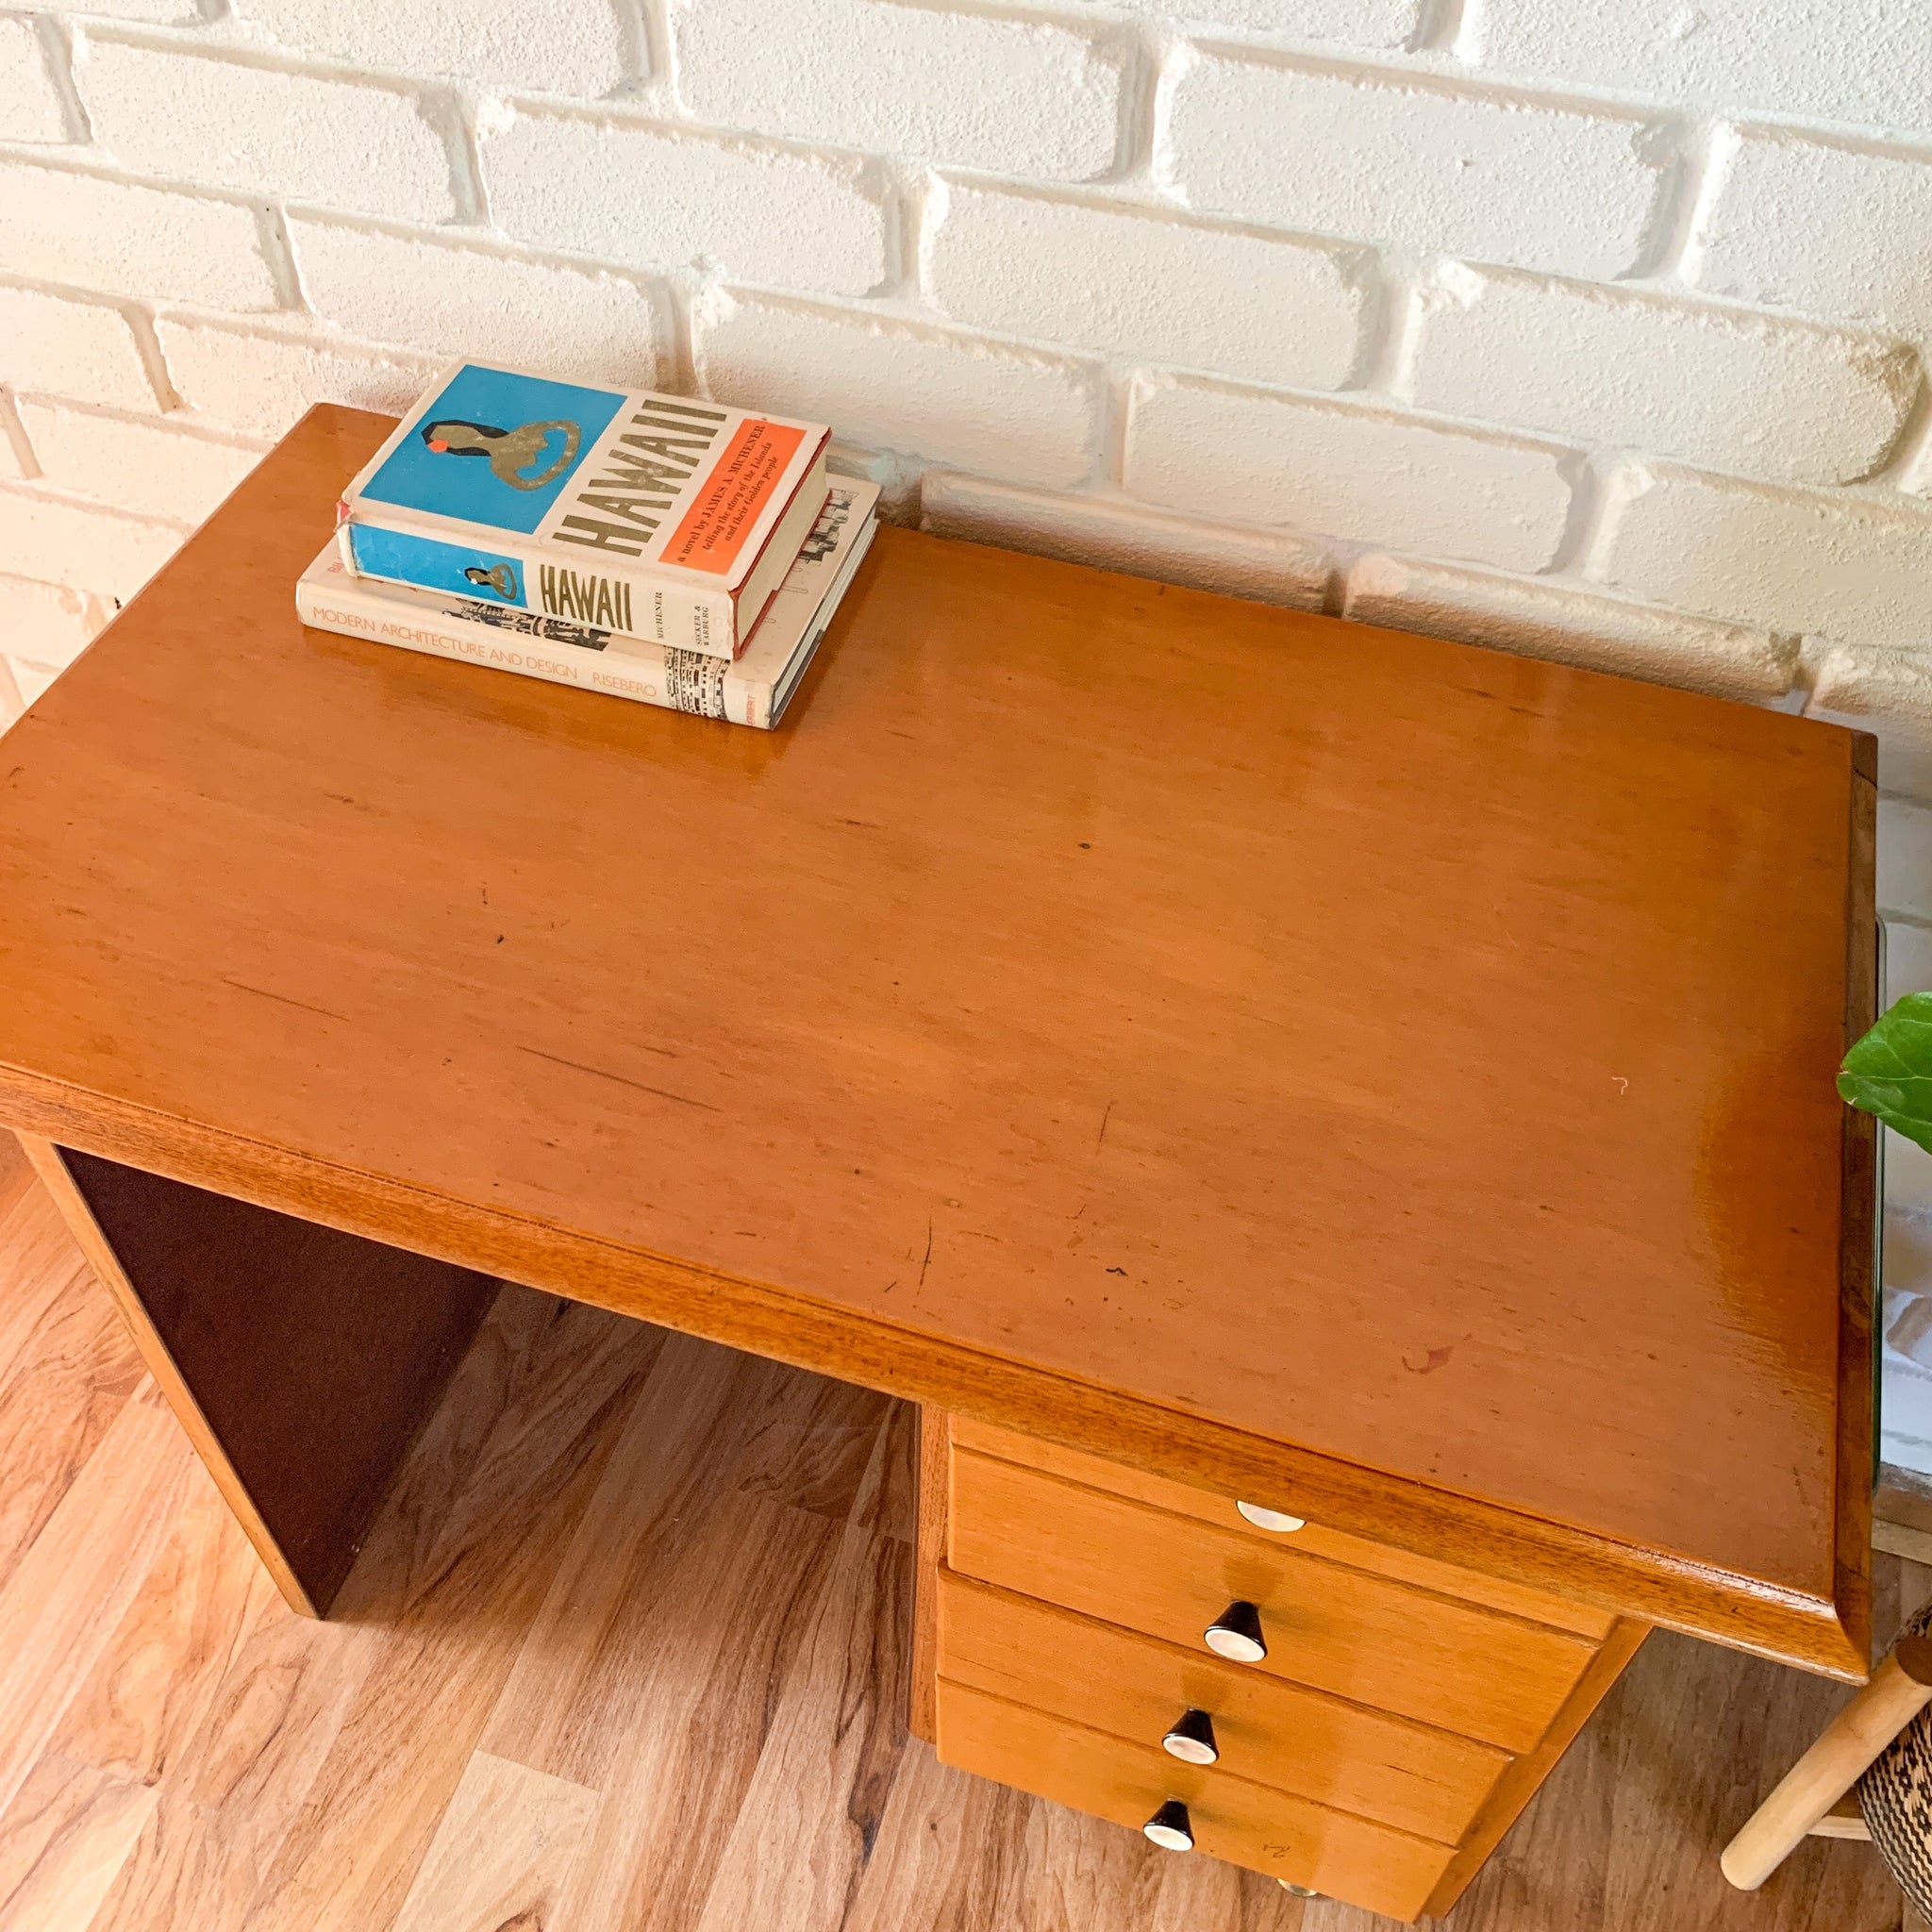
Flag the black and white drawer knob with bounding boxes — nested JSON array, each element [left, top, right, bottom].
[[1161, 1707, 1220, 1766], [1204, 1598, 1267, 1663], [1236, 1500, 1306, 1533], [1142, 1799, 1195, 1851]]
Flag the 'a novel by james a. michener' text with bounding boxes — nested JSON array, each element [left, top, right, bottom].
[[335, 360, 831, 659]]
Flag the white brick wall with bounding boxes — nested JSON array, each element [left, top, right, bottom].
[[477, 113, 890, 297], [72, 37, 458, 222], [1164, 57, 1664, 280], [1125, 375, 1571, 572], [1408, 270, 1917, 486], [675, 0, 1124, 181], [285, 219, 665, 387], [0, 16, 68, 142], [4, 0, 1932, 1476], [695, 291, 1101, 489], [1700, 134, 1932, 339], [924, 185, 1367, 391]]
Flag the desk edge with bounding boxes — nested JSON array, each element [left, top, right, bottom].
[[0, 1065, 1871, 1681]]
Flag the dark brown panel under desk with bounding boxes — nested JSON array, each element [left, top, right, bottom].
[[58, 1145, 496, 1614]]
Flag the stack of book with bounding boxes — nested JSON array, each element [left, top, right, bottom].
[[295, 359, 879, 729]]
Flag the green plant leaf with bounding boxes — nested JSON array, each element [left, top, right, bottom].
[[1840, 991, 1932, 1155]]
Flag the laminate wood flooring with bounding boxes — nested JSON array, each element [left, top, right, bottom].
[[0, 1137, 1915, 1932]]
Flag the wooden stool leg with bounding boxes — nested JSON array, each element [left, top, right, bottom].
[[1722, 1637, 1932, 1889], [22, 1137, 497, 1617]]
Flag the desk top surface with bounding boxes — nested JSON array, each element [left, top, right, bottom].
[[0, 408, 1874, 1672]]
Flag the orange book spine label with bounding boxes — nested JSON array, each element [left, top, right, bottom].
[[662, 418, 807, 578]]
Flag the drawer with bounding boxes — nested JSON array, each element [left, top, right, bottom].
[[950, 1414, 1611, 1641], [936, 1565, 1506, 1844], [935, 1677, 1453, 1922], [949, 1446, 1597, 1751]]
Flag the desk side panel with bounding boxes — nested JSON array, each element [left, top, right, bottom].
[[25, 1140, 497, 1615]]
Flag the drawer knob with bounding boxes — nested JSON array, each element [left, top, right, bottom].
[[1142, 1799, 1195, 1852], [1161, 1707, 1220, 1766], [1204, 1599, 1267, 1663], [1236, 1500, 1306, 1533]]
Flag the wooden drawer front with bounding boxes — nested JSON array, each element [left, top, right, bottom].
[[949, 1447, 1595, 1752], [935, 1678, 1452, 1922], [950, 1415, 1612, 1641], [936, 1566, 1506, 1844]]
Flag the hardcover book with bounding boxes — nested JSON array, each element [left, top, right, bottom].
[[301, 480, 880, 730], [336, 360, 831, 660]]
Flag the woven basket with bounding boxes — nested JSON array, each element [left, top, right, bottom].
[[1859, 1601, 1932, 1916]]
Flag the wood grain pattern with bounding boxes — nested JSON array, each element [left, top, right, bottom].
[[0, 1753, 157, 1932], [0, 406, 1873, 1673], [0, 1135, 34, 1225], [912, 1406, 947, 1744], [947, 1447, 1597, 1752], [949, 1415, 1615, 1641], [0, 1178, 142, 1598], [387, 1751, 596, 1932], [935, 1567, 1507, 1842], [0, 1183, 1907, 1931], [1418, 1621, 1650, 1915], [47, 1472, 275, 1787], [934, 1678, 1455, 1919], [0, 1386, 195, 1823]]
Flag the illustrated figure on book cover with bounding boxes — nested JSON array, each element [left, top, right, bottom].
[[461, 563, 520, 601], [421, 416, 581, 491]]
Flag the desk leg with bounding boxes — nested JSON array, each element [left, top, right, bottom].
[[20, 1137, 497, 1619]]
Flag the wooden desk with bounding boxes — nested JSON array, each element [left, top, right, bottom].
[[0, 408, 1874, 1918]]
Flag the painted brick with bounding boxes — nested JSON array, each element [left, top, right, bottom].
[[231, 0, 628, 98], [694, 293, 1101, 491], [17, 399, 266, 521], [675, 0, 1123, 181], [1879, 795, 1932, 924], [1342, 554, 1797, 700], [480, 111, 887, 298], [1166, 55, 1662, 280], [0, 421, 23, 481], [1411, 269, 1916, 486], [7, 658, 60, 707], [921, 474, 1329, 608], [1481, 0, 1932, 136], [1102, 0, 1415, 44], [1806, 640, 1932, 802], [0, 161, 277, 310], [0, 569, 113, 670], [1700, 134, 1932, 341], [48, 0, 193, 20], [1609, 466, 1932, 651], [287, 220, 660, 389], [0, 483, 186, 597], [0, 16, 70, 143], [156, 314, 441, 438], [924, 185, 1365, 391], [0, 655, 21, 732], [1124, 375, 1571, 571], [73, 38, 456, 223], [0, 283, 158, 410]]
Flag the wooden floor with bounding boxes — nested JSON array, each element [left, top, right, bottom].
[[0, 1133, 1919, 1932]]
